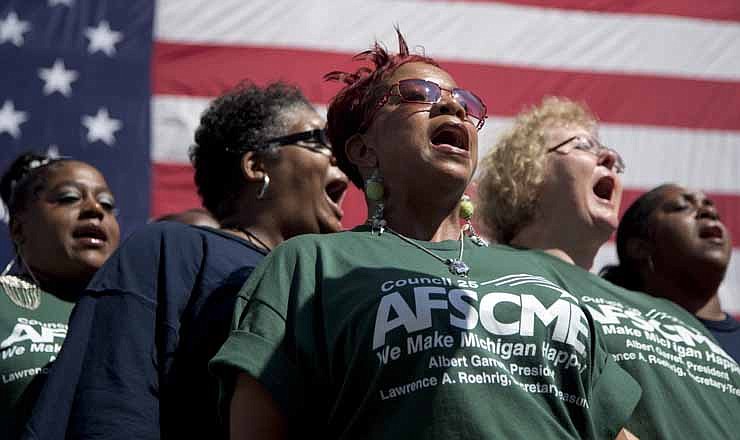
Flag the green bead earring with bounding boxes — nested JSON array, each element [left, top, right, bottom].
[[365, 169, 386, 234], [460, 194, 488, 247], [365, 179, 384, 202], [459, 194, 475, 220]]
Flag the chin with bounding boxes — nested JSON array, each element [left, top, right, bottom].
[[73, 253, 110, 273], [589, 206, 619, 231], [589, 216, 617, 240], [316, 216, 343, 234], [434, 164, 474, 189], [700, 246, 732, 267]]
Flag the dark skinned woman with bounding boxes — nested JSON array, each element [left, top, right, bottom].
[[23, 82, 348, 440], [602, 184, 739, 361], [0, 153, 120, 438], [211, 31, 639, 440]]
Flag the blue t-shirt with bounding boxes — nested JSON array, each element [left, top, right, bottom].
[[22, 222, 266, 440], [701, 315, 740, 363]]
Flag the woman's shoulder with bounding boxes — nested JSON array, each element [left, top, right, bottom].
[[121, 221, 201, 244], [132, 221, 221, 241], [92, 223, 257, 282], [276, 230, 369, 252], [122, 222, 256, 253]]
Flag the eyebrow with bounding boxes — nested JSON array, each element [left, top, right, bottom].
[[682, 192, 713, 206], [50, 181, 113, 195]]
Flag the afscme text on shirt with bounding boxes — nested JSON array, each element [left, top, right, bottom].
[[372, 284, 589, 355]]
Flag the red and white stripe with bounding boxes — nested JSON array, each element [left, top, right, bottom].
[[151, 0, 740, 313]]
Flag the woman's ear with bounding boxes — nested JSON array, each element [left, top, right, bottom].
[[240, 151, 267, 183], [345, 133, 378, 169]]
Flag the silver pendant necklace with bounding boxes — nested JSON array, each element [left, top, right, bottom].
[[386, 228, 471, 277]]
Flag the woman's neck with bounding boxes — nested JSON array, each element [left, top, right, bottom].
[[28, 270, 89, 302], [379, 193, 464, 242], [644, 270, 726, 320], [695, 295, 727, 321], [512, 222, 605, 270], [221, 211, 285, 252]]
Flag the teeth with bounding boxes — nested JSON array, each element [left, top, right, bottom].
[[78, 235, 104, 241]]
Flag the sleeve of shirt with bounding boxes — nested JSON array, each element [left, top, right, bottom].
[[25, 223, 204, 440], [588, 317, 642, 439], [210, 240, 313, 422]]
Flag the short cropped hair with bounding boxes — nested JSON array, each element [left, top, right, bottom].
[[477, 97, 597, 243], [324, 28, 439, 188], [189, 81, 312, 220]]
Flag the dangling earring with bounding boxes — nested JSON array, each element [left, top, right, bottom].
[[365, 169, 386, 235], [0, 250, 42, 310], [257, 174, 270, 200], [3, 239, 20, 276], [459, 194, 488, 247], [17, 252, 41, 287], [647, 255, 655, 273]]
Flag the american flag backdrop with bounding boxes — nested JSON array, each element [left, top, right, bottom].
[[0, 0, 152, 257], [1, 0, 739, 312]]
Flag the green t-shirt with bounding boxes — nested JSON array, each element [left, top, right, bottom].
[[212, 228, 640, 439], [0, 276, 74, 438], [534, 251, 740, 439]]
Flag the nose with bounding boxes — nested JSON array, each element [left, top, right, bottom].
[[431, 91, 467, 123], [329, 161, 349, 183], [79, 195, 105, 220], [696, 201, 719, 220], [597, 148, 619, 172]]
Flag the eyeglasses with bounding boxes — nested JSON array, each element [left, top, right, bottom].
[[547, 136, 626, 173], [363, 79, 487, 131], [233, 129, 332, 155]]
